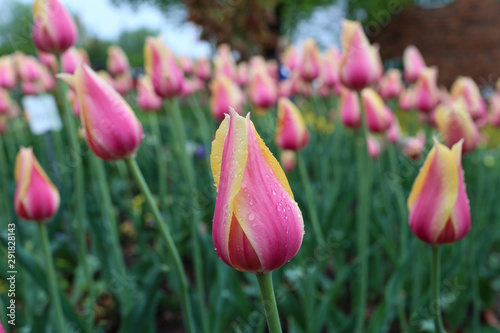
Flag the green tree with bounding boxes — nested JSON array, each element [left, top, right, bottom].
[[117, 27, 158, 67], [0, 1, 35, 56]]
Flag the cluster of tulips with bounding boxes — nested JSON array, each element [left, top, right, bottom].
[[1, 0, 500, 332]]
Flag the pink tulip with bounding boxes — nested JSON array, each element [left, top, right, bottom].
[[403, 45, 426, 83], [280, 150, 296, 173], [299, 38, 321, 82], [21, 81, 40, 95], [32, 0, 78, 54], [321, 47, 341, 88], [211, 108, 304, 273], [214, 44, 236, 79], [40, 65, 56, 92], [435, 98, 479, 154], [107, 46, 130, 76], [488, 93, 500, 127], [367, 135, 382, 159], [37, 50, 58, 73], [339, 87, 361, 129], [275, 97, 309, 151], [137, 75, 163, 112], [61, 47, 84, 74], [0, 89, 11, 114], [339, 20, 379, 90], [450, 76, 484, 120], [194, 57, 211, 81], [408, 139, 470, 244], [379, 69, 403, 100], [178, 55, 193, 74], [144, 36, 184, 99], [399, 86, 415, 111], [403, 132, 426, 160], [58, 64, 143, 161], [14, 147, 60, 222], [278, 79, 292, 98], [361, 88, 394, 133], [210, 75, 243, 121], [248, 65, 277, 111], [282, 45, 300, 71], [414, 67, 440, 113], [0, 56, 17, 90], [386, 118, 401, 144], [19, 56, 42, 82], [266, 60, 279, 81], [113, 72, 133, 96], [236, 61, 249, 86]]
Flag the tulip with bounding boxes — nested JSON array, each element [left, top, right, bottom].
[[299, 38, 321, 82], [278, 79, 292, 98], [399, 86, 415, 111], [339, 87, 361, 129], [435, 98, 479, 154], [386, 118, 401, 144], [19, 56, 42, 82], [194, 57, 211, 81], [266, 60, 279, 81], [137, 75, 163, 112], [403, 132, 426, 160], [39, 65, 56, 92], [321, 47, 341, 89], [14, 147, 60, 221], [113, 72, 133, 96], [107, 46, 130, 76], [37, 50, 58, 73], [61, 47, 86, 74], [214, 44, 236, 79], [236, 61, 249, 86], [248, 65, 277, 111], [408, 139, 470, 244], [370, 44, 384, 83], [211, 108, 304, 273], [361, 88, 394, 133], [21, 81, 40, 95], [32, 0, 78, 54], [450, 76, 484, 120], [0, 56, 17, 90], [367, 135, 382, 159], [414, 67, 440, 113], [58, 64, 143, 161], [488, 93, 500, 127], [97, 70, 115, 87], [210, 75, 243, 121], [178, 55, 193, 74], [280, 150, 296, 173], [379, 69, 403, 100], [144, 36, 184, 99], [339, 20, 379, 90], [0, 89, 11, 114], [275, 97, 310, 151], [403, 45, 426, 83], [282, 45, 299, 71]]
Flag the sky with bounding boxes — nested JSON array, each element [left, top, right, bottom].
[[18, 0, 344, 57]]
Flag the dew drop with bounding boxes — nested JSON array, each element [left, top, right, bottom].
[[277, 203, 282, 211], [282, 192, 287, 199], [272, 190, 276, 196], [248, 212, 255, 221], [249, 199, 254, 205]]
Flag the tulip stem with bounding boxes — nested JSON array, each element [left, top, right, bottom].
[[431, 245, 447, 333], [125, 158, 195, 333], [296, 153, 325, 247], [256, 273, 282, 333], [39, 223, 66, 332], [355, 92, 371, 333], [149, 113, 169, 214]]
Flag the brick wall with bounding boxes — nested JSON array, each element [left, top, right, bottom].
[[370, 0, 500, 88]]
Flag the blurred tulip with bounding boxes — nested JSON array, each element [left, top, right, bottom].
[[399, 86, 415, 111], [210, 75, 243, 121], [266, 60, 279, 81], [450, 76, 484, 120], [488, 93, 500, 127], [178, 55, 193, 74], [414, 67, 440, 113], [299, 38, 321, 82], [19, 56, 42, 82], [37, 50, 58, 73], [408, 139, 470, 244], [370, 44, 383, 83], [14, 147, 60, 222], [361, 88, 394, 133], [379, 69, 403, 100], [435, 98, 479, 154], [214, 44, 236, 79], [211, 108, 304, 273], [339, 20, 379, 90], [248, 65, 277, 111], [339, 87, 361, 129], [278, 79, 292, 98], [32, 0, 78, 54], [61, 47, 84, 74], [386, 118, 401, 144], [39, 65, 56, 92], [144, 36, 184, 98], [113, 72, 133, 95], [107, 46, 130, 76], [403, 132, 426, 160], [58, 64, 143, 161], [282, 45, 299, 70], [275, 97, 309, 151], [0, 89, 11, 114], [403, 45, 426, 83], [137, 75, 162, 112], [321, 47, 341, 89], [280, 150, 296, 173], [21, 81, 40, 95], [236, 62, 249, 86], [67, 88, 80, 118], [367, 135, 382, 159], [194, 57, 211, 81], [0, 56, 17, 90], [97, 70, 115, 87]]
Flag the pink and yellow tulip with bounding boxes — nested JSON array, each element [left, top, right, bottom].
[[414, 67, 440, 113], [194, 57, 211, 81], [299, 38, 321, 82], [248, 65, 277, 111], [137, 75, 163, 112], [378, 69, 403, 100], [107, 46, 130, 76], [403, 45, 426, 83], [339, 87, 361, 129], [0, 56, 17, 90], [275, 97, 309, 151], [210, 75, 243, 121], [361, 88, 394, 133], [450, 76, 484, 120]]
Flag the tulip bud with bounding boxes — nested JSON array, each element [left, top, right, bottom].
[[39, 65, 55, 92], [488, 93, 500, 127], [210, 75, 243, 121], [386, 118, 401, 144], [361, 88, 394, 133], [339, 87, 361, 129], [275, 97, 309, 151], [403, 45, 426, 83], [214, 44, 236, 79], [107, 46, 130, 76], [0, 56, 17, 90], [178, 55, 193, 74], [282, 45, 299, 71], [414, 67, 440, 113], [403, 132, 426, 160], [408, 139, 470, 244], [0, 89, 12, 114], [399, 86, 415, 111], [58, 64, 143, 161], [137, 75, 163, 112], [321, 47, 341, 88], [367, 135, 382, 159], [299, 38, 321, 82], [435, 98, 479, 154], [339, 20, 379, 90], [37, 50, 58, 73], [194, 57, 211, 81], [113, 72, 133, 96], [236, 62, 249, 86], [450, 77, 484, 120], [19, 56, 42, 82], [379, 69, 403, 100], [211, 108, 304, 273], [144, 36, 184, 99], [14, 147, 60, 222], [280, 150, 296, 173], [248, 65, 277, 111], [32, 0, 78, 54], [61, 47, 84, 74]]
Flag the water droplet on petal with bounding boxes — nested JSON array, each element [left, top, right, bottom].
[[248, 213, 255, 221], [272, 190, 276, 196]]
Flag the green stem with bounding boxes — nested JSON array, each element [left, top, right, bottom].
[[0, 134, 12, 227], [149, 113, 169, 214], [354, 92, 371, 333], [39, 223, 66, 332], [431, 246, 446, 333], [256, 273, 282, 333], [168, 99, 209, 333], [125, 158, 195, 333], [296, 153, 325, 247]]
